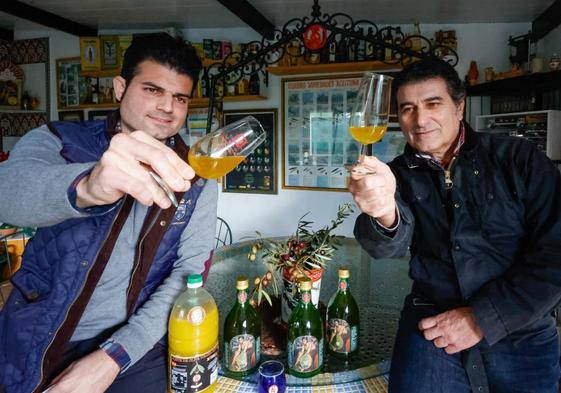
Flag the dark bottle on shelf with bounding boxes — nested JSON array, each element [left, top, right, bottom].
[[327, 267, 359, 360], [365, 27, 375, 61], [287, 277, 324, 378], [249, 65, 260, 95], [223, 276, 261, 377], [384, 29, 394, 61]]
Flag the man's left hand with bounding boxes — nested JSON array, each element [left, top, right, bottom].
[[46, 349, 120, 393], [418, 307, 483, 354]]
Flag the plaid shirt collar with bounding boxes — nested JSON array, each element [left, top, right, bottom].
[[414, 121, 465, 168]]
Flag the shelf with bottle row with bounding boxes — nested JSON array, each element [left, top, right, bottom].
[[467, 70, 561, 96], [57, 103, 119, 110], [190, 95, 267, 107], [266, 61, 402, 76]]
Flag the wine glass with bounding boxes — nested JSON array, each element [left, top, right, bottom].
[[347, 72, 393, 174], [151, 116, 266, 207]]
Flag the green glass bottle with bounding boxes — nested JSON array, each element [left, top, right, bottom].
[[223, 276, 261, 376], [287, 277, 324, 377], [327, 267, 360, 359]]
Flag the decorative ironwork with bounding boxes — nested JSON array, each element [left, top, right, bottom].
[[205, 0, 458, 131]]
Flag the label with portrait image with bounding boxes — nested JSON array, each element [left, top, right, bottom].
[[328, 319, 357, 353], [288, 335, 323, 373], [224, 334, 260, 372], [169, 343, 218, 393]]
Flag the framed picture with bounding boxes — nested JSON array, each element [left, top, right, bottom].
[[88, 109, 113, 121], [222, 109, 277, 194], [57, 57, 85, 108], [186, 107, 221, 146], [80, 37, 101, 72], [100, 35, 120, 70], [282, 74, 401, 191], [58, 110, 84, 122]]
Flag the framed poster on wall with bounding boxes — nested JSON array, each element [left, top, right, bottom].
[[222, 109, 277, 194], [282, 74, 362, 191], [282, 74, 401, 191]]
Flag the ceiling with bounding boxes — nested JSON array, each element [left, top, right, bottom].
[[0, 0, 555, 34]]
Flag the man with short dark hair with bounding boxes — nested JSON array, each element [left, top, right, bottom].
[[350, 58, 561, 392], [0, 33, 217, 393]]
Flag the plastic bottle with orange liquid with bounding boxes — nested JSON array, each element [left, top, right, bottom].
[[168, 274, 219, 393]]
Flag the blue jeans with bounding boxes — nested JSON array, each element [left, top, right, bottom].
[[389, 295, 560, 393], [45, 334, 167, 393]]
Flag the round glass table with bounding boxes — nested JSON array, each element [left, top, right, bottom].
[[205, 237, 411, 393]]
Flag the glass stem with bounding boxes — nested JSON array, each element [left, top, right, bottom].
[[358, 143, 368, 161]]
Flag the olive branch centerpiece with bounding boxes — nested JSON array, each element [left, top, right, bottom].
[[247, 203, 354, 307]]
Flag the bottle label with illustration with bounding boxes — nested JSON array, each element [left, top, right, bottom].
[[224, 334, 260, 372], [169, 343, 218, 393], [287, 335, 323, 373], [328, 319, 357, 353]]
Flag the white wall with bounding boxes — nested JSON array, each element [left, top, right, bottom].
[[14, 21, 533, 242]]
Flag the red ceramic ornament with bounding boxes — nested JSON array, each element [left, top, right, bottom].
[[303, 24, 328, 51]]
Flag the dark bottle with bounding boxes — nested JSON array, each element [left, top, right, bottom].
[[384, 29, 394, 61], [287, 277, 324, 378], [365, 27, 375, 61], [327, 267, 359, 360], [249, 65, 260, 95], [223, 276, 261, 376]]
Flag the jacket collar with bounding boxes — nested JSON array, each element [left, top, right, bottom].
[[402, 121, 479, 169]]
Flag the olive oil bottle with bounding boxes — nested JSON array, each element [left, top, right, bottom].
[[327, 267, 359, 359], [223, 276, 261, 376], [287, 277, 324, 377]]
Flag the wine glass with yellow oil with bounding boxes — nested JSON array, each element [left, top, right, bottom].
[[348, 72, 393, 173], [188, 115, 266, 179], [148, 116, 265, 208]]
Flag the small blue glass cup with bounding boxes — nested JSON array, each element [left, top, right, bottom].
[[258, 360, 286, 393]]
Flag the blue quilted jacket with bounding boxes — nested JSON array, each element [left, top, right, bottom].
[[0, 117, 207, 393]]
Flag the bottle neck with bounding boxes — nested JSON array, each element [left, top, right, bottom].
[[300, 289, 312, 306], [338, 277, 349, 294], [236, 288, 249, 306]]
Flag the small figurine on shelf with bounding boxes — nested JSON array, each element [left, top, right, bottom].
[[549, 54, 561, 71], [467, 60, 479, 86], [21, 91, 31, 110]]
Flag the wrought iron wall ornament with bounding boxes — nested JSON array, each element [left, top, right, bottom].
[[204, 0, 458, 132]]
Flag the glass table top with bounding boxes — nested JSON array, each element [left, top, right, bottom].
[[206, 237, 412, 388]]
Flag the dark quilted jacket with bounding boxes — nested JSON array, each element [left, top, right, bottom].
[[0, 118, 207, 393]]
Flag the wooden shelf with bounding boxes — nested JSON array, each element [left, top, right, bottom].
[[202, 58, 237, 67], [467, 70, 561, 96], [266, 61, 402, 75], [0, 109, 46, 113], [58, 104, 119, 110], [191, 95, 267, 107], [81, 69, 120, 78]]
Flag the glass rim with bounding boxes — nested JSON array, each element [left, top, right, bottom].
[[258, 360, 285, 377], [362, 71, 394, 81]]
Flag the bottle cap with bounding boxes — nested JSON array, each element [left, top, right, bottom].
[[298, 276, 312, 290], [187, 274, 203, 288], [236, 275, 249, 290], [338, 267, 350, 279]]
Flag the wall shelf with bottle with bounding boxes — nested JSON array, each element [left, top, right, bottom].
[[467, 70, 561, 114], [191, 95, 266, 108], [266, 60, 401, 76], [467, 70, 561, 96]]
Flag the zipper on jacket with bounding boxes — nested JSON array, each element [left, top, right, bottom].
[[32, 201, 126, 393], [443, 156, 457, 189]]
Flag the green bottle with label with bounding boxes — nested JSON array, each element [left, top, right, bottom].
[[223, 276, 261, 376], [287, 277, 324, 377], [327, 267, 359, 359]]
